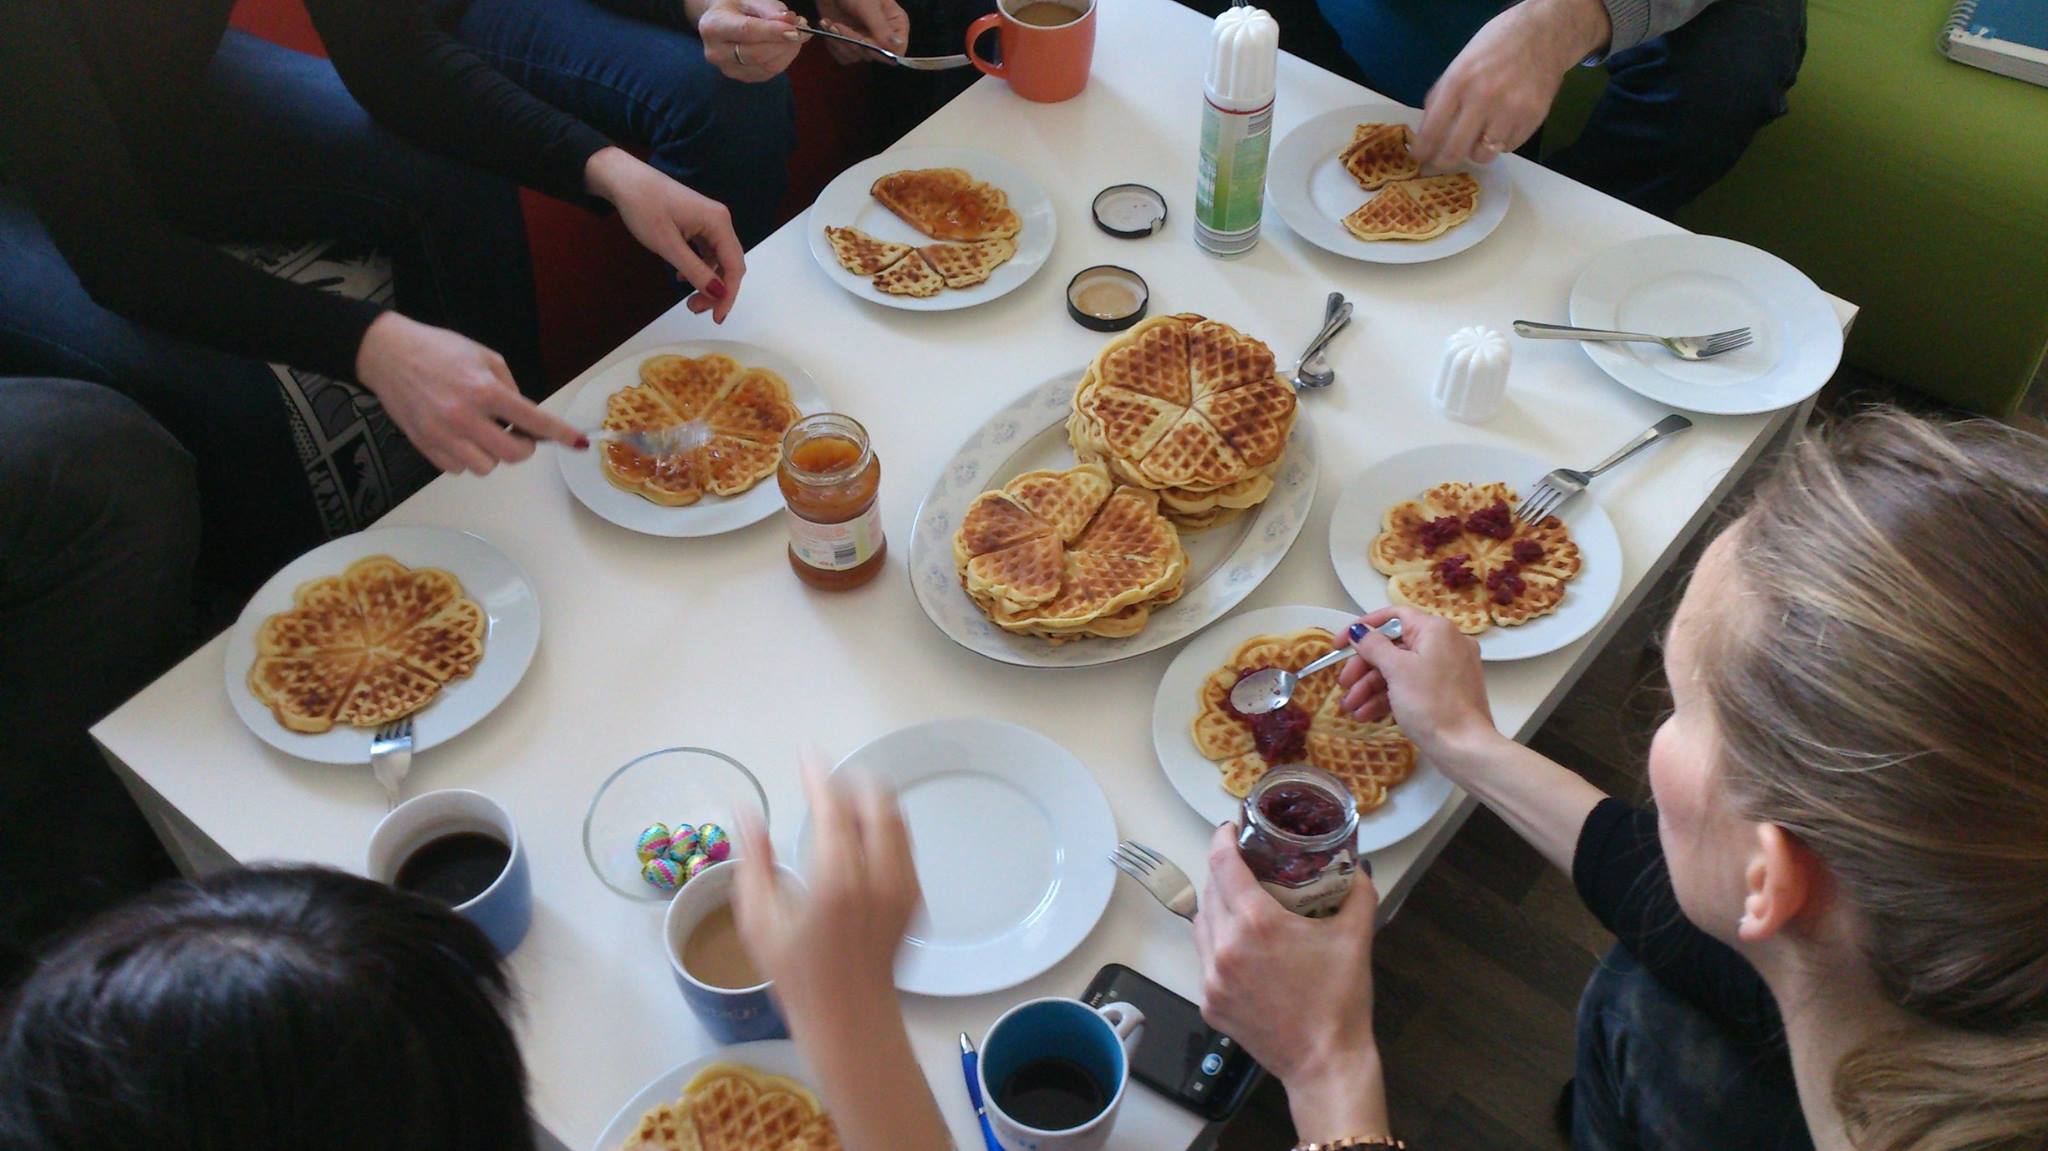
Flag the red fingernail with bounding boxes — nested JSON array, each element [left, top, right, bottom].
[[706, 278, 727, 301], [575, 435, 591, 450]]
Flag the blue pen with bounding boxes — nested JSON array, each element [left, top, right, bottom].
[[959, 1033, 1005, 1151]]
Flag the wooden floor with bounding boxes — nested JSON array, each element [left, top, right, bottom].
[[1202, 366, 2027, 1150]]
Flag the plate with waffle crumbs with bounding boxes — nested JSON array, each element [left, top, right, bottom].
[[595, 1042, 842, 1151], [557, 341, 829, 537], [909, 327, 1318, 668], [806, 146, 1056, 311], [1328, 443, 1624, 661], [1152, 604, 1455, 851], [1269, 105, 1514, 264], [223, 525, 539, 764]]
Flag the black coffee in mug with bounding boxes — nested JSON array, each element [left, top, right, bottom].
[[395, 831, 510, 907], [997, 1056, 1108, 1130]]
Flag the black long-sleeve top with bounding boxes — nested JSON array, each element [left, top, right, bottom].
[[1573, 798, 1786, 1046], [0, 0, 613, 381]]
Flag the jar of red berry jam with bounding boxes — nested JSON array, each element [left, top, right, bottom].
[[1238, 766, 1360, 918]]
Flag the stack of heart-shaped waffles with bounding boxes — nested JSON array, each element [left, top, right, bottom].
[[953, 462, 1188, 643], [1066, 313, 1298, 530]]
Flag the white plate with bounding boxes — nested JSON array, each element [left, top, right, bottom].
[[556, 341, 828, 538], [907, 371, 1319, 668], [223, 526, 540, 764], [1152, 604, 1456, 853], [804, 147, 1057, 312], [1328, 444, 1623, 662], [797, 719, 1118, 998], [1269, 104, 1514, 265], [1569, 234, 1843, 415], [591, 1040, 812, 1151]]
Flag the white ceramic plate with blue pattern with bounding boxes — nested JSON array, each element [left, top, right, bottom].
[[907, 370, 1319, 668]]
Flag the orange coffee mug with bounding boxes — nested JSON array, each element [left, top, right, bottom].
[[965, 0, 1097, 103]]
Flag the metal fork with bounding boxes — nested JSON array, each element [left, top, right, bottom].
[[1512, 320, 1753, 361], [1110, 840, 1197, 921], [370, 717, 415, 810], [1517, 414, 1694, 525], [801, 24, 971, 69]]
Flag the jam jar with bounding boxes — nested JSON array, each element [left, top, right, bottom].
[[778, 414, 885, 591], [1238, 766, 1360, 918]]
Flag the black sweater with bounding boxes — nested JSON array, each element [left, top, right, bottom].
[[0, 0, 612, 381]]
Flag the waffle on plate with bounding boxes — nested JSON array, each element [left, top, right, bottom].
[[952, 461, 1189, 643], [1368, 481, 1584, 633], [625, 1062, 840, 1151], [248, 555, 485, 734], [600, 353, 802, 507], [1342, 173, 1480, 242], [1190, 627, 1418, 812], [870, 167, 1022, 241], [1339, 122, 1420, 190], [823, 168, 1022, 297], [1066, 313, 1297, 529]]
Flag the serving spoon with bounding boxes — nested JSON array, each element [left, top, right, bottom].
[[1228, 617, 1403, 715]]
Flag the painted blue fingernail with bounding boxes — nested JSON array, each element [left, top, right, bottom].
[[1348, 622, 1367, 642]]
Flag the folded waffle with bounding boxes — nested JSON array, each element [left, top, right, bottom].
[[249, 555, 485, 734], [870, 167, 1022, 241], [601, 354, 802, 506], [1066, 313, 1297, 528], [823, 225, 912, 276], [1190, 627, 1418, 812], [953, 463, 1188, 644], [1368, 480, 1583, 633], [1341, 172, 1480, 242], [1339, 122, 1420, 190], [872, 251, 946, 298]]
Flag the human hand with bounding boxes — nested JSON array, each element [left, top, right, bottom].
[[1413, 0, 1611, 170], [1195, 824, 1389, 1141], [697, 0, 808, 80], [354, 312, 584, 475], [1339, 607, 1497, 768], [815, 0, 908, 64], [584, 147, 746, 323], [732, 753, 919, 1025]]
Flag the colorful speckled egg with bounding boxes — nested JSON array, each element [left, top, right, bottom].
[[640, 856, 683, 892], [635, 823, 674, 863], [664, 823, 701, 862], [680, 851, 715, 883], [697, 823, 730, 863]]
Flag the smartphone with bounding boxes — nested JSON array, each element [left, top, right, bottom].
[[1083, 963, 1263, 1122]]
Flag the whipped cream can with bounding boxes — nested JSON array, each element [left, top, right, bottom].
[[1195, 6, 1279, 255]]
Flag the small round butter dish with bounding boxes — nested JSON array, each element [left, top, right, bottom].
[[1066, 265, 1149, 332], [1092, 184, 1168, 239]]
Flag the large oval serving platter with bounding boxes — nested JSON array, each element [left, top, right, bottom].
[[907, 370, 1319, 668]]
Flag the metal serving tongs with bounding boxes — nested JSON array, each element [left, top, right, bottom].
[[801, 23, 972, 69]]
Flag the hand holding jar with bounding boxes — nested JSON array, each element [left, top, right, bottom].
[[1194, 822, 1392, 1143]]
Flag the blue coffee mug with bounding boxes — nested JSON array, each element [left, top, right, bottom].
[[978, 997, 1146, 1151], [367, 789, 532, 956]]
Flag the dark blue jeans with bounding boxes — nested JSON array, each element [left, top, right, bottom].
[[433, 0, 798, 247], [1314, 0, 1806, 218], [1573, 946, 1812, 1151], [0, 30, 540, 596]]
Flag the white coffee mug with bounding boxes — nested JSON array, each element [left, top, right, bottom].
[[978, 996, 1146, 1151]]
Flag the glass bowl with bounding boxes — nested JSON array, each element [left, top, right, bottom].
[[583, 747, 770, 901]]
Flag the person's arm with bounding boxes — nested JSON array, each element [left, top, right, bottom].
[[0, 0, 381, 382], [1573, 799, 1785, 1043], [1606, 0, 1719, 56]]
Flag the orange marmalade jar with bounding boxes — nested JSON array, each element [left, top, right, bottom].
[[777, 413, 885, 590]]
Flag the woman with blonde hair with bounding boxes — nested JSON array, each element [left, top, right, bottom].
[[1195, 408, 2048, 1150]]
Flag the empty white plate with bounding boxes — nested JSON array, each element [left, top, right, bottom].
[[797, 718, 1117, 997], [1269, 104, 1514, 265], [1568, 234, 1842, 415], [1328, 443, 1624, 662]]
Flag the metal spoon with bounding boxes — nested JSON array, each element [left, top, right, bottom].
[[1229, 617, 1404, 715], [1291, 294, 1352, 390], [800, 23, 971, 69], [590, 421, 712, 458]]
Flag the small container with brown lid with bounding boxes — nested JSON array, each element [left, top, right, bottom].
[[777, 413, 885, 590]]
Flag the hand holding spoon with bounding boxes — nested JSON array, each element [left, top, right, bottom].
[[1229, 618, 1403, 715]]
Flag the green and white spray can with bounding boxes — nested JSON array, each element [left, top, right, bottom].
[[1194, 4, 1279, 256]]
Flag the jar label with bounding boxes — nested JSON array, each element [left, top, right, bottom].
[[788, 503, 883, 572], [1261, 858, 1355, 919]]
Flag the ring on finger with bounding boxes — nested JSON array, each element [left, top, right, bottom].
[[1477, 134, 1505, 154], [732, 43, 749, 66]]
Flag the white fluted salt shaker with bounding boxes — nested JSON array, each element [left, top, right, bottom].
[[1433, 326, 1510, 423]]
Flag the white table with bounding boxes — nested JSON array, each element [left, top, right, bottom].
[[95, 1, 1853, 1147]]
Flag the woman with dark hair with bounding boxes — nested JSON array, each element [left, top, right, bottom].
[[0, 867, 534, 1151]]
